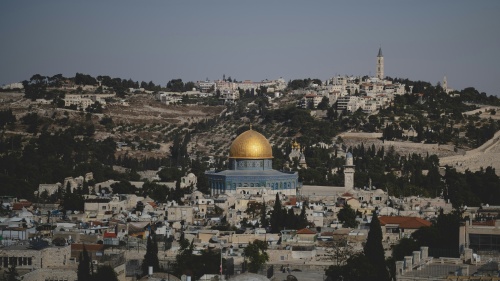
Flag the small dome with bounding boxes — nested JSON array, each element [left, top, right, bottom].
[[229, 129, 273, 159], [346, 152, 353, 158], [187, 173, 196, 178]]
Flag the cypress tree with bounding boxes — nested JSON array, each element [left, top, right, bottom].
[[142, 231, 160, 275], [270, 193, 283, 233], [260, 199, 269, 228], [77, 245, 92, 281], [364, 211, 390, 281], [93, 265, 119, 281], [298, 201, 308, 229]]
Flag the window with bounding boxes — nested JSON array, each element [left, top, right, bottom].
[[101, 206, 106, 210], [469, 234, 500, 252]]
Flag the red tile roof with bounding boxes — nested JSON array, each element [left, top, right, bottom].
[[296, 228, 316, 235], [379, 216, 431, 229], [12, 201, 32, 210], [71, 243, 104, 252], [103, 232, 117, 238], [285, 197, 297, 206]]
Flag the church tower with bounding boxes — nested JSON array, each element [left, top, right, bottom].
[[377, 47, 384, 80], [344, 152, 355, 190]]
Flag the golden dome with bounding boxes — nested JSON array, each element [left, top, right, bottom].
[[229, 129, 273, 159]]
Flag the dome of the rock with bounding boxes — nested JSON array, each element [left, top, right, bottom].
[[206, 126, 297, 196], [229, 129, 273, 159]]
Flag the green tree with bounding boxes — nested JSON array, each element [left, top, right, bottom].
[[364, 212, 390, 281], [337, 204, 358, 228], [142, 232, 160, 276], [93, 265, 118, 281], [167, 79, 184, 92], [184, 81, 196, 92], [77, 246, 92, 281], [245, 201, 264, 220], [172, 239, 223, 279], [270, 193, 283, 233], [298, 202, 308, 229], [5, 264, 18, 281], [62, 192, 85, 212], [317, 96, 329, 110], [110, 180, 137, 194], [243, 240, 269, 273], [391, 237, 420, 261], [0, 109, 16, 128], [260, 199, 269, 228]]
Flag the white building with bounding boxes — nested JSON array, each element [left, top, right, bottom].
[[197, 80, 217, 92], [64, 94, 93, 109], [1, 82, 23, 90]]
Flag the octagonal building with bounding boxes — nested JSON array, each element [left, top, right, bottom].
[[206, 128, 298, 196]]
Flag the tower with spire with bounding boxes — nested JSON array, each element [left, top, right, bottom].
[[377, 47, 384, 80], [344, 152, 355, 190]]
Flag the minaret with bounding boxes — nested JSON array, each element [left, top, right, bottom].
[[443, 76, 448, 92], [344, 152, 355, 190], [377, 47, 384, 80]]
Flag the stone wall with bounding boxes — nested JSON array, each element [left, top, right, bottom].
[[41, 245, 71, 268], [22, 268, 77, 281], [267, 249, 291, 263]]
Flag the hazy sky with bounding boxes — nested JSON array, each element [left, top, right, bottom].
[[1, 1, 499, 95]]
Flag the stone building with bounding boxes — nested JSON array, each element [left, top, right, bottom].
[[0, 243, 71, 272], [37, 183, 62, 197], [288, 141, 307, 169], [460, 219, 500, 253], [206, 127, 298, 196], [180, 172, 197, 188], [167, 205, 194, 225]]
